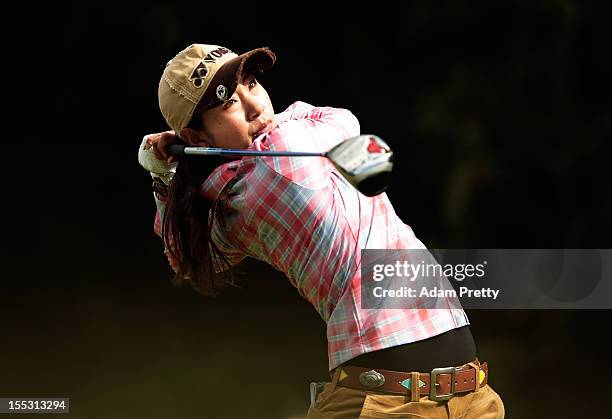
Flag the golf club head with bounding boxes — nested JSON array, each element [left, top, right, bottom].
[[326, 135, 393, 196]]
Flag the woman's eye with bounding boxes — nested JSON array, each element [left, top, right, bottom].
[[224, 99, 237, 109], [249, 78, 258, 89]]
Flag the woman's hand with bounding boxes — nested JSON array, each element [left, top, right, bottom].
[[143, 130, 180, 164]]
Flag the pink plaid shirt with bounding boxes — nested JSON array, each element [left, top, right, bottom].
[[151, 101, 469, 370]]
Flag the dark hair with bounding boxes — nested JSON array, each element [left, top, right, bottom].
[[161, 67, 265, 295], [161, 112, 235, 296]]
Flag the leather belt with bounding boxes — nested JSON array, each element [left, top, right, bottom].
[[336, 360, 488, 402]]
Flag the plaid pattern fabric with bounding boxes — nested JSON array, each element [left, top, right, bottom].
[[151, 102, 469, 370]]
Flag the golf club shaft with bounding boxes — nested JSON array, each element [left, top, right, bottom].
[[169, 144, 324, 157]]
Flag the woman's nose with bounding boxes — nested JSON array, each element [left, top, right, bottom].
[[247, 102, 263, 121], [242, 92, 264, 121]]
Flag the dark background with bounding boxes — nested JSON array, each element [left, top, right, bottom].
[[3, 1, 611, 418]]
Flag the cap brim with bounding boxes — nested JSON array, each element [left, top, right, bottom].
[[197, 48, 276, 113], [236, 48, 276, 80]]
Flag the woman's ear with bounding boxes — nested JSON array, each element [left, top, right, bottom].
[[180, 127, 211, 147]]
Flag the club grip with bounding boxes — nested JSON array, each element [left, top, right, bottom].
[[168, 145, 186, 156]]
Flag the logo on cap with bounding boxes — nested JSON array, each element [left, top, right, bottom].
[[216, 85, 229, 101], [203, 47, 232, 63], [189, 62, 209, 88]]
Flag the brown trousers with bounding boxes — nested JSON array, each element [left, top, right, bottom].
[[307, 368, 505, 418]]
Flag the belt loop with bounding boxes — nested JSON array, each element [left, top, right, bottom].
[[330, 367, 342, 392], [467, 361, 480, 393], [410, 371, 421, 401]]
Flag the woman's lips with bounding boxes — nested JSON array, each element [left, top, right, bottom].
[[252, 121, 274, 139]]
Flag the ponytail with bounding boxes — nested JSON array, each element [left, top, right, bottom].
[[162, 151, 235, 295]]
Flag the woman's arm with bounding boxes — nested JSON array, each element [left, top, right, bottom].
[[139, 134, 179, 272], [139, 134, 246, 274], [152, 192, 179, 272], [277, 101, 360, 152], [258, 102, 361, 190]]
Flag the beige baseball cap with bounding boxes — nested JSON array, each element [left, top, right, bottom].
[[158, 44, 276, 136]]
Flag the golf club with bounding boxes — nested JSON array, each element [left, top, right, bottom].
[[168, 134, 394, 196]]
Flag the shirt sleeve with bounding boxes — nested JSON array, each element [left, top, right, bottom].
[[152, 191, 246, 274], [260, 102, 360, 190], [152, 193, 180, 273], [275, 101, 360, 152], [209, 215, 247, 272]]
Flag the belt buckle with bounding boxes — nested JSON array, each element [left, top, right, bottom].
[[429, 367, 456, 402]]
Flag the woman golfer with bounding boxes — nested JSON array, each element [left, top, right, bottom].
[[138, 43, 504, 418]]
